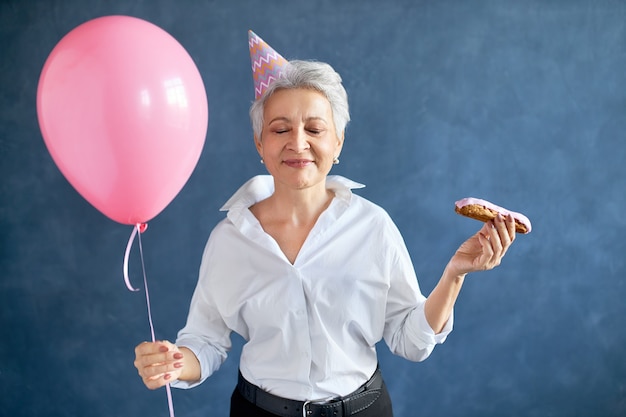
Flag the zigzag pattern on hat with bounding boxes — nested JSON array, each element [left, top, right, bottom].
[[249, 30, 288, 100]]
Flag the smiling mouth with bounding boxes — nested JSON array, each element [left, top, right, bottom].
[[283, 159, 313, 168]]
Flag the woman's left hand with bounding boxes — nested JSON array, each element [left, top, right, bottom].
[[447, 213, 516, 276]]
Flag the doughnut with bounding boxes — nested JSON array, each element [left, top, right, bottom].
[[455, 197, 532, 234]]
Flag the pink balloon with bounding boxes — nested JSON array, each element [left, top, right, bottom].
[[37, 15, 208, 225]]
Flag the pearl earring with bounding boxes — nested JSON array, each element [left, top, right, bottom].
[[333, 157, 340, 165]]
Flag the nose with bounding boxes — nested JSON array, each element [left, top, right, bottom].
[[287, 126, 310, 152]]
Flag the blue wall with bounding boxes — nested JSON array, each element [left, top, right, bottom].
[[1, 1, 625, 416]]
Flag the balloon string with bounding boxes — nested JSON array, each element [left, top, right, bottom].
[[123, 227, 140, 291], [136, 226, 157, 343], [126, 224, 176, 417]]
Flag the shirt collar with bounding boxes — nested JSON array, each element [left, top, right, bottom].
[[220, 175, 365, 212]]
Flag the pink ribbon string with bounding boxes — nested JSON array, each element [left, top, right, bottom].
[[123, 226, 140, 292], [124, 223, 175, 417]]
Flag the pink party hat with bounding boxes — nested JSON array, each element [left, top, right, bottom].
[[248, 30, 288, 100]]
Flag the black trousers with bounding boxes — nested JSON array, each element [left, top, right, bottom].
[[229, 381, 394, 417]]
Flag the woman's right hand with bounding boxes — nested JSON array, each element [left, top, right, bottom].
[[133, 340, 185, 389]]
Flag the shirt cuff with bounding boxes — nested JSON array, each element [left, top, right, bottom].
[[169, 338, 213, 389], [409, 304, 454, 348]]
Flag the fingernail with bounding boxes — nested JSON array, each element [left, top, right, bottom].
[[174, 362, 183, 368], [164, 373, 171, 380], [173, 353, 183, 359], [159, 346, 168, 353]]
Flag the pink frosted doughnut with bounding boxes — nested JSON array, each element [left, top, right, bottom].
[[455, 197, 532, 234]]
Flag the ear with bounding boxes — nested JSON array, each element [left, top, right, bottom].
[[335, 130, 345, 158], [254, 134, 263, 156]]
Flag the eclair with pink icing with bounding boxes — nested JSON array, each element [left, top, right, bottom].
[[455, 197, 532, 234]]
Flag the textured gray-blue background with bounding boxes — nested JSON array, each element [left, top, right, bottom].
[[1, 1, 625, 416]]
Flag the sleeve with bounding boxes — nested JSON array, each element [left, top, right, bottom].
[[170, 231, 233, 389], [381, 216, 453, 362]]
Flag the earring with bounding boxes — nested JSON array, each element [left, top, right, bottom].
[[260, 158, 264, 164], [333, 157, 340, 165]]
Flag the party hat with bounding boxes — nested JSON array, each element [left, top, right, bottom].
[[248, 30, 288, 100]]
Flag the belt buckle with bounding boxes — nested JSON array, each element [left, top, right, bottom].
[[302, 397, 337, 417], [302, 400, 312, 417]]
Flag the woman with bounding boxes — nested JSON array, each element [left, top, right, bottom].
[[134, 34, 517, 417]]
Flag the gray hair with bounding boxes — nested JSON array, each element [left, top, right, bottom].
[[249, 60, 350, 139]]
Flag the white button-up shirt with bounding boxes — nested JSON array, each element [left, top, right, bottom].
[[173, 175, 452, 400]]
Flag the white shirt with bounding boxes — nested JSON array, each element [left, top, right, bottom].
[[173, 175, 452, 400]]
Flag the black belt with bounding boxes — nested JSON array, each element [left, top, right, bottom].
[[237, 368, 384, 417]]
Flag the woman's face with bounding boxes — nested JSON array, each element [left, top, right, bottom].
[[255, 88, 344, 191]]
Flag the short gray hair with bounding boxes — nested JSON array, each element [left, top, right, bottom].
[[249, 60, 350, 139]]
